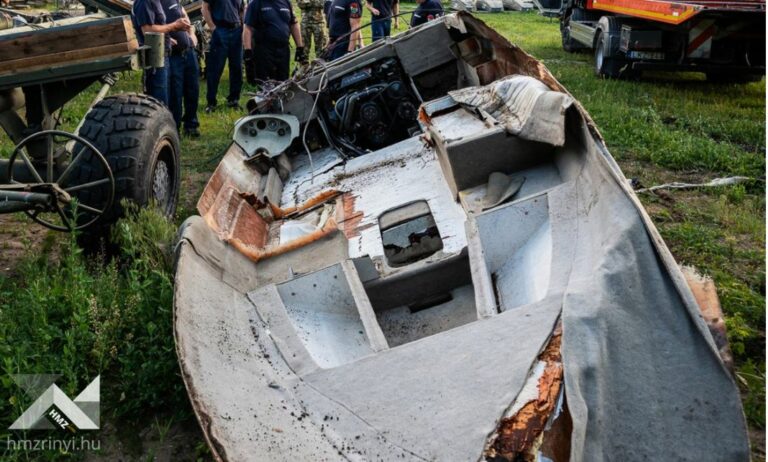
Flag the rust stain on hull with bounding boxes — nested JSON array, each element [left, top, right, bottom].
[[486, 325, 564, 461], [230, 216, 339, 263], [682, 266, 735, 372], [269, 189, 342, 219], [338, 193, 375, 238]]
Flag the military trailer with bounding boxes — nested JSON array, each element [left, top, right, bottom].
[[0, 14, 180, 234]]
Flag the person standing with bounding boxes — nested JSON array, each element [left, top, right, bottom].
[[323, 0, 332, 24], [296, 0, 328, 61], [242, 0, 306, 83], [365, 0, 398, 42], [166, 0, 201, 136], [410, 0, 443, 28], [131, 0, 191, 105], [327, 0, 362, 61], [202, 0, 244, 112]]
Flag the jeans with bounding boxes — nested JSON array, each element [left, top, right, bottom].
[[206, 26, 243, 107], [169, 49, 200, 130], [144, 56, 170, 105], [370, 17, 391, 42]]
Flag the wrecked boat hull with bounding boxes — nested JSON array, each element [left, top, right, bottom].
[[174, 13, 749, 461]]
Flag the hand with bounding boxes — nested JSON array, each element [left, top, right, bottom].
[[294, 46, 308, 63], [170, 37, 178, 46], [394, 19, 400, 29], [370, 7, 379, 15], [172, 18, 191, 31], [190, 31, 198, 47]]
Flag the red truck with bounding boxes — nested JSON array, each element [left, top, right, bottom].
[[553, 0, 765, 81]]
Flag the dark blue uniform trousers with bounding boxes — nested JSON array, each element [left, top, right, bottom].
[[144, 56, 171, 105], [206, 26, 243, 106], [170, 49, 200, 130], [328, 37, 349, 60]]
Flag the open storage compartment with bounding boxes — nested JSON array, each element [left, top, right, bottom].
[[474, 194, 552, 311], [276, 263, 380, 368], [363, 251, 478, 347]]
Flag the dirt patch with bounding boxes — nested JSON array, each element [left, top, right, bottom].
[[177, 170, 212, 221], [83, 416, 212, 462], [0, 214, 54, 278], [750, 426, 766, 462]]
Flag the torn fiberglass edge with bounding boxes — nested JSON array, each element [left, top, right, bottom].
[[173, 12, 750, 462]]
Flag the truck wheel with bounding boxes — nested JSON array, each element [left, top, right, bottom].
[[594, 30, 625, 79], [73, 93, 180, 236], [705, 73, 763, 84]]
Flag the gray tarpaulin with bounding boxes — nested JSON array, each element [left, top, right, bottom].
[[449, 76, 574, 147], [561, 136, 749, 461]]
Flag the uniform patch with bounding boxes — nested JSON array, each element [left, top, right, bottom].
[[350, 2, 360, 14]]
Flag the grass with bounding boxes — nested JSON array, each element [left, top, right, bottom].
[[0, 7, 764, 460]]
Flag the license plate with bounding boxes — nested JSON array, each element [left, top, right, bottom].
[[627, 51, 665, 60]]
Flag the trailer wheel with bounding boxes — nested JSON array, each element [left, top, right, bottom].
[[73, 93, 180, 236]]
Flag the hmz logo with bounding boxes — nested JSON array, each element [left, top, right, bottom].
[[9, 375, 100, 433]]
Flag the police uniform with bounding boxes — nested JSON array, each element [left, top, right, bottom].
[[410, 0, 442, 28], [367, 0, 397, 42], [327, 0, 361, 60], [132, 0, 172, 104], [203, 0, 244, 110], [244, 0, 298, 81], [323, 0, 331, 24], [165, 0, 200, 135], [296, 0, 328, 58]]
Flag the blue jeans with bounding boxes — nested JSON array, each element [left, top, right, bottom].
[[371, 17, 391, 41], [144, 56, 170, 105], [206, 26, 243, 107], [169, 49, 200, 130]]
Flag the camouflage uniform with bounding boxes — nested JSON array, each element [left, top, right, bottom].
[[297, 0, 328, 58]]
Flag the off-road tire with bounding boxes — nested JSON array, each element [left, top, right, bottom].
[[73, 93, 180, 238]]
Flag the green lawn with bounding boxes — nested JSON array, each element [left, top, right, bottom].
[[0, 9, 764, 460]]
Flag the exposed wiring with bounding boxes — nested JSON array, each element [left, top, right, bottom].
[[301, 67, 329, 183]]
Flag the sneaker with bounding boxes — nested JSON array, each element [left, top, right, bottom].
[[204, 105, 216, 114], [226, 100, 242, 110], [184, 127, 201, 138]]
